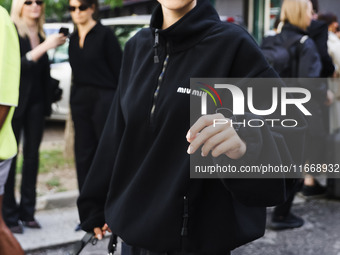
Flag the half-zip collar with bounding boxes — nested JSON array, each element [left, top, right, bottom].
[[153, 28, 160, 63], [150, 0, 221, 54], [74, 21, 100, 49]]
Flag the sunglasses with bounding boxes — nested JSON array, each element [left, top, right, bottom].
[[24, 0, 43, 5], [68, 5, 89, 12]]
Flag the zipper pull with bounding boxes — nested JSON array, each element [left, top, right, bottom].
[[153, 28, 159, 63], [181, 196, 189, 236]]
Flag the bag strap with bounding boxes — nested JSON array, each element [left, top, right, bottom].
[[108, 234, 118, 255], [281, 33, 308, 77], [66, 232, 97, 255], [291, 35, 308, 77]]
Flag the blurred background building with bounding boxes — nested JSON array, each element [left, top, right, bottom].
[[98, 0, 340, 42]]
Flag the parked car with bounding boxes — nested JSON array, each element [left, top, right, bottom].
[[43, 23, 74, 121], [44, 15, 150, 120]]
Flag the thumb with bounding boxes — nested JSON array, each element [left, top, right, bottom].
[[93, 227, 103, 240]]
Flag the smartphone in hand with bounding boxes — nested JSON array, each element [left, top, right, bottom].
[[59, 27, 69, 36]]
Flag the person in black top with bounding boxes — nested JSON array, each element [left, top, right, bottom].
[[3, 0, 66, 234], [302, 0, 335, 196], [77, 0, 308, 254], [308, 0, 335, 78], [68, 0, 122, 194], [269, 0, 328, 230]]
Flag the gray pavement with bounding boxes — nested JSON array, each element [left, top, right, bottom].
[[15, 206, 85, 252], [234, 197, 340, 255], [15, 193, 340, 255]]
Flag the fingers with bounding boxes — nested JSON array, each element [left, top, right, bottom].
[[101, 223, 112, 234], [211, 136, 246, 159], [45, 34, 66, 48], [94, 223, 112, 240], [93, 227, 103, 240], [187, 113, 224, 142], [51, 33, 67, 44], [187, 114, 246, 159], [56, 34, 67, 45], [187, 114, 231, 154], [200, 128, 234, 157]]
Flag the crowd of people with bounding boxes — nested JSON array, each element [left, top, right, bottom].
[[0, 0, 340, 254], [261, 0, 340, 231]]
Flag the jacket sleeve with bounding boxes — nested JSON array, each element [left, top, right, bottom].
[[77, 85, 125, 232], [42, 54, 53, 116], [215, 29, 307, 206], [297, 38, 327, 102], [19, 35, 36, 71], [105, 28, 123, 87]]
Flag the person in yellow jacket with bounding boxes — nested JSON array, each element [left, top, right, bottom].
[[0, 5, 24, 255]]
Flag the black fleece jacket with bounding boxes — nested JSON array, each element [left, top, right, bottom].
[[78, 1, 306, 253]]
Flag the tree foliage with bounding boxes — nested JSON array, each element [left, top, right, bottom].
[[0, 0, 12, 12], [0, 0, 124, 21], [105, 0, 122, 8], [44, 0, 69, 21]]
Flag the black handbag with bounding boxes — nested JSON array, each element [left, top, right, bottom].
[[50, 77, 63, 103]]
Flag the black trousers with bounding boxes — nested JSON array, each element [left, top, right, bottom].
[[273, 178, 304, 217], [70, 85, 115, 192], [121, 242, 231, 255], [3, 101, 45, 226]]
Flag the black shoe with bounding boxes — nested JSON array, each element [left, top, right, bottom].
[[302, 181, 326, 197], [22, 219, 41, 229], [9, 223, 24, 234], [75, 223, 82, 232], [269, 213, 304, 230]]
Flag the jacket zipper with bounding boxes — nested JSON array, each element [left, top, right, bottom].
[[150, 29, 170, 126], [181, 196, 189, 237]]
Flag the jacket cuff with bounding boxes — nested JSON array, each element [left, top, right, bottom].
[[80, 213, 106, 232], [235, 118, 263, 165]]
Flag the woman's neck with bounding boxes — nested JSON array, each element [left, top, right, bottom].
[[161, 1, 196, 29], [77, 19, 97, 37], [23, 17, 38, 33]]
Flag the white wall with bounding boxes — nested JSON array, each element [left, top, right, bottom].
[[318, 0, 340, 21], [215, 0, 244, 19]]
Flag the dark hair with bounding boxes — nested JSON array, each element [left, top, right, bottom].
[[310, 0, 319, 13], [72, 0, 99, 20], [318, 12, 338, 26]]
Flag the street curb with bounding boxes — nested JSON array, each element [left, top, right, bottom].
[[36, 190, 79, 211]]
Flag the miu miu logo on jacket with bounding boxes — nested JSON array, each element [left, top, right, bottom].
[[177, 87, 206, 97]]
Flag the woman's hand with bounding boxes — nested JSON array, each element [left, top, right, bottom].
[[93, 224, 111, 240], [324, 89, 335, 106], [187, 113, 246, 159], [43, 33, 67, 50], [29, 33, 67, 62]]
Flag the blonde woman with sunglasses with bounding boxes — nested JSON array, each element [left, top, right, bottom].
[[2, 0, 66, 234]]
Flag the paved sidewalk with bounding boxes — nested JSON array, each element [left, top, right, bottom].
[[14, 206, 85, 252], [233, 197, 340, 255], [15, 195, 340, 255]]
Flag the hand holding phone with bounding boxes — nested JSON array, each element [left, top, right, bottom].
[[59, 27, 69, 36]]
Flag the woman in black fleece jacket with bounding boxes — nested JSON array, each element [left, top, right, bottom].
[[77, 0, 307, 254]]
